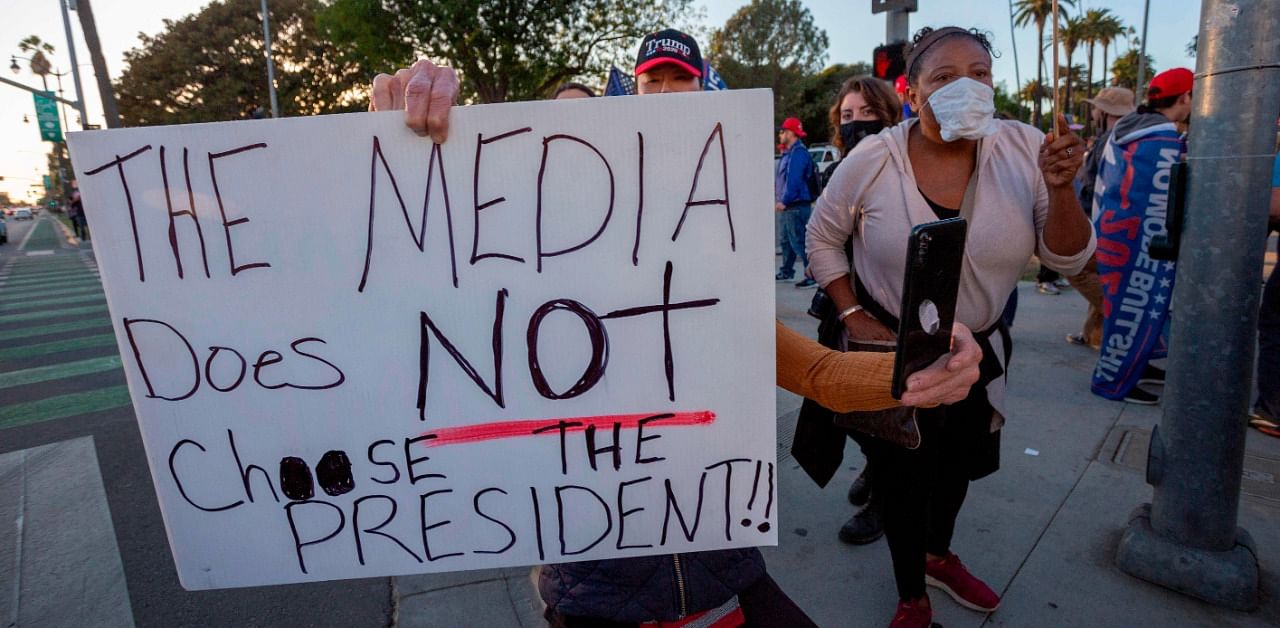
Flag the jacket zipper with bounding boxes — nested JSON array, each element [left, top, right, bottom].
[[672, 553, 689, 618]]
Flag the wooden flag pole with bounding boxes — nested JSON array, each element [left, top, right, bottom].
[[1051, 0, 1061, 136]]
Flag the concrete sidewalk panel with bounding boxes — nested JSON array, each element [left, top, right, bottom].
[[987, 460, 1279, 627], [0, 436, 133, 627]]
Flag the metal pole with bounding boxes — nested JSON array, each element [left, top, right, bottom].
[[1135, 0, 1151, 98], [885, 8, 909, 45], [261, 0, 280, 118], [0, 74, 80, 107], [58, 0, 89, 129], [1115, 0, 1278, 611]]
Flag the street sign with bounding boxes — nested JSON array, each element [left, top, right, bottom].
[[33, 91, 63, 143], [42, 175, 51, 190], [871, 0, 917, 13]]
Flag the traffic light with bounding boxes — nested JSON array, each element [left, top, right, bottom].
[[873, 42, 907, 82]]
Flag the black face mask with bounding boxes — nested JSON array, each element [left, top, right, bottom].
[[840, 120, 885, 154]]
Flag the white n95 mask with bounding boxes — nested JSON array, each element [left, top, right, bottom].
[[927, 77, 999, 142]]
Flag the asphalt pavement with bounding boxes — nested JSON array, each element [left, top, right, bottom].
[[2, 216, 1277, 626]]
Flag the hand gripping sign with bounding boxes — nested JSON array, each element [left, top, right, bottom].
[[67, 90, 777, 589]]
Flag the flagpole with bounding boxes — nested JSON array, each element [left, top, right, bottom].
[[1051, 0, 1061, 136]]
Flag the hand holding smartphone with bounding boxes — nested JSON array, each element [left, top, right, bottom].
[[891, 218, 968, 399]]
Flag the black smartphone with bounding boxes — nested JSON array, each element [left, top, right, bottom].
[[891, 217, 968, 399]]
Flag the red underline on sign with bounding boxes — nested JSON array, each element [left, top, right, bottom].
[[422, 410, 717, 447]]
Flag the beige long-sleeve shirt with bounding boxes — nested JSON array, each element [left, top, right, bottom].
[[804, 119, 1096, 426], [806, 119, 1096, 332]]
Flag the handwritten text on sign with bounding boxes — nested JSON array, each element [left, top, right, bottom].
[[67, 90, 776, 590]]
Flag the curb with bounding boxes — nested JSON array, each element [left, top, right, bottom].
[[53, 216, 82, 247]]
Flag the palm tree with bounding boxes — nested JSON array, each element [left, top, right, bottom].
[[1081, 8, 1113, 100], [1014, 0, 1076, 128], [1061, 15, 1086, 121], [1100, 20, 1134, 87]]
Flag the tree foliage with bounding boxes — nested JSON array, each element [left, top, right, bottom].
[[1110, 48, 1157, 93], [1013, 0, 1075, 128], [115, 0, 368, 126], [783, 62, 872, 145], [324, 0, 696, 103], [707, 0, 828, 123]]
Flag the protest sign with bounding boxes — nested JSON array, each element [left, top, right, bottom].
[[66, 89, 776, 590]]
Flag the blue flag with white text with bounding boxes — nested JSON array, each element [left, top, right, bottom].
[[703, 62, 727, 91], [1090, 121, 1184, 399]]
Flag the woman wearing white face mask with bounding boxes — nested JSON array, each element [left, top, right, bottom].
[[804, 27, 1094, 628]]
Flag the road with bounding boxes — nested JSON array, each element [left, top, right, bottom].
[[0, 215, 393, 627]]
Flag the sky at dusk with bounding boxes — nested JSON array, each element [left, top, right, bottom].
[[0, 0, 1203, 203]]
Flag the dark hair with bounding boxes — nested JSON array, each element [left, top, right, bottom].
[[828, 76, 902, 154], [904, 27, 996, 86], [1137, 94, 1181, 114], [553, 82, 597, 98]]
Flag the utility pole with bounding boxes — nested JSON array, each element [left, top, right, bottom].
[[69, 0, 121, 128], [1007, 0, 1022, 113], [1135, 0, 1151, 99], [261, 0, 280, 118], [1114, 0, 1278, 611], [57, 0, 88, 129], [872, 0, 917, 45]]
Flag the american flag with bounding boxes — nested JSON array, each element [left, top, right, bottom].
[[604, 66, 636, 96]]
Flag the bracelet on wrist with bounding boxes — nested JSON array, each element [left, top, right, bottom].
[[837, 305, 864, 322]]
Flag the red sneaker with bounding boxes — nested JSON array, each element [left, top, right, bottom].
[[888, 595, 932, 628], [925, 553, 1000, 612]]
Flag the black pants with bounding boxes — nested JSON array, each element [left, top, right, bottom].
[[863, 403, 986, 600], [1036, 265, 1059, 283], [1257, 236, 1280, 419], [543, 573, 818, 627]]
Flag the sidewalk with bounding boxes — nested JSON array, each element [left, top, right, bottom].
[[393, 280, 1280, 627]]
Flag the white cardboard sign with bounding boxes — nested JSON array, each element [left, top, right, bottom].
[[67, 90, 777, 590]]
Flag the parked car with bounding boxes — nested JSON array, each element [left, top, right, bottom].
[[808, 143, 841, 177], [0, 216, 7, 244], [12, 207, 33, 220]]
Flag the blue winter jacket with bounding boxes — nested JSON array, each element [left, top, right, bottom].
[[539, 548, 766, 622], [775, 140, 814, 207]]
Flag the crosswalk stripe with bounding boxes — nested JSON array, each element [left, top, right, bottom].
[[3, 261, 88, 268], [0, 333, 118, 361], [0, 285, 103, 301], [1, 276, 98, 290], [0, 293, 105, 312], [0, 355, 122, 390], [6, 260, 85, 269], [0, 319, 112, 342], [2, 270, 94, 282], [0, 303, 108, 324], [0, 385, 132, 429], [2, 277, 100, 291], [0, 295, 104, 314]]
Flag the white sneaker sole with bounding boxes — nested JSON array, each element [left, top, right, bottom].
[[925, 574, 1001, 612]]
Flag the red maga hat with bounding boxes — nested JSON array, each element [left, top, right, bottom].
[[1147, 68, 1193, 100], [780, 117, 807, 138]]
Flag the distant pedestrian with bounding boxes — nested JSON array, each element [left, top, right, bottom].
[[1065, 87, 1136, 348], [775, 116, 817, 287], [1250, 145, 1280, 437], [68, 190, 87, 240], [797, 75, 903, 548], [1090, 69, 1192, 405]]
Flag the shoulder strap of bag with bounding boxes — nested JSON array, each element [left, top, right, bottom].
[[958, 139, 981, 222]]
